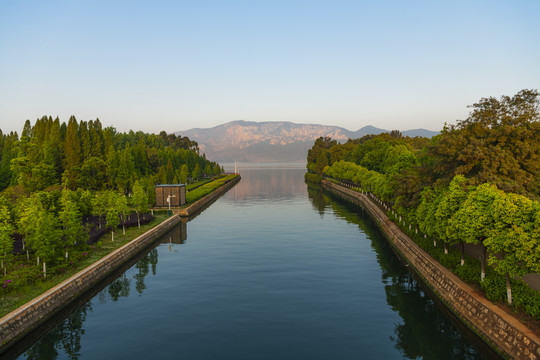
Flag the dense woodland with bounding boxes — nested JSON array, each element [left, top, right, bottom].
[[0, 116, 223, 287], [306, 89, 540, 315]]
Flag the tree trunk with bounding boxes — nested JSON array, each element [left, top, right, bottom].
[[460, 242, 465, 266], [111, 231, 114, 242], [444, 244, 448, 254], [26, 250, 29, 261], [505, 273, 512, 305], [138, 212, 141, 228], [43, 262, 46, 277], [480, 244, 486, 281], [37, 256, 40, 265]]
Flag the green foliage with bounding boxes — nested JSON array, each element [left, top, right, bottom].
[[0, 200, 14, 265], [304, 172, 322, 183], [60, 191, 88, 246]]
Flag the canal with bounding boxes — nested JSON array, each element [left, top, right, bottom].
[[12, 165, 498, 359]]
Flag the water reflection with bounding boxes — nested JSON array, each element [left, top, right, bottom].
[[227, 166, 307, 201], [308, 186, 499, 360], [22, 302, 91, 360]]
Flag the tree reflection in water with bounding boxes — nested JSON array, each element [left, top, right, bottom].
[[20, 248, 159, 360], [307, 184, 495, 360]]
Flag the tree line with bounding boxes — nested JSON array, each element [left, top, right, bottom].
[[307, 89, 540, 308], [0, 115, 222, 194]]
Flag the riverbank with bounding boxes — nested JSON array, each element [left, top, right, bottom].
[[322, 179, 540, 360], [0, 176, 241, 354]]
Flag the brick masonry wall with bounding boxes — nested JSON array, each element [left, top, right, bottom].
[[0, 215, 182, 351], [323, 180, 540, 360]]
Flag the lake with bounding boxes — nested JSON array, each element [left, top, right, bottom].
[[13, 165, 498, 359]]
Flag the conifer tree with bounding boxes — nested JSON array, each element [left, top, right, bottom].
[[64, 116, 81, 189]]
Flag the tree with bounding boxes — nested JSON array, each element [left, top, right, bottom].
[[91, 192, 107, 229], [132, 181, 148, 228], [447, 183, 498, 281], [17, 195, 42, 261], [105, 192, 121, 242], [63, 116, 81, 189], [434, 175, 469, 263], [416, 186, 444, 248], [60, 192, 87, 254], [485, 192, 539, 305], [79, 157, 107, 191], [116, 194, 129, 235], [427, 89, 540, 199], [165, 160, 174, 183], [192, 163, 201, 180], [33, 207, 62, 276], [179, 164, 189, 184], [0, 201, 14, 275]]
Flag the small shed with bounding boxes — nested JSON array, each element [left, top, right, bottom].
[[155, 184, 186, 207]]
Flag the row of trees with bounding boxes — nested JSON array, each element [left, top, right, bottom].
[[307, 89, 540, 306], [0, 184, 150, 277], [0, 116, 222, 194]]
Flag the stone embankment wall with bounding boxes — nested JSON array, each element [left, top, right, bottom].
[[322, 180, 540, 360], [176, 175, 241, 217], [0, 215, 182, 350]]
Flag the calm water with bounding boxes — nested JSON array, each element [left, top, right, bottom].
[[12, 166, 498, 360]]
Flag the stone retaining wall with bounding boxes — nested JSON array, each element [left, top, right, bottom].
[[323, 180, 540, 360], [176, 175, 241, 217], [0, 215, 182, 351]]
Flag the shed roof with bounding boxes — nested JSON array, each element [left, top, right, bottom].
[[155, 184, 186, 187]]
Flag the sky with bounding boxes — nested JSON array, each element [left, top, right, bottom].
[[0, 0, 539, 135]]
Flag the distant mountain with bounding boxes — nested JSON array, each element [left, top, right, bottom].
[[176, 120, 438, 163]]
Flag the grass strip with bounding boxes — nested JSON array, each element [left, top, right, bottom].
[[186, 175, 238, 205]]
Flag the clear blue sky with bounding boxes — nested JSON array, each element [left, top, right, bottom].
[[1, 0, 538, 135]]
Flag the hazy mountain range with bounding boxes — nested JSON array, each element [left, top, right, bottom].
[[176, 120, 438, 163]]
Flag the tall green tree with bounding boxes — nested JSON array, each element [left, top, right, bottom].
[[0, 201, 14, 274], [60, 191, 87, 249], [33, 207, 62, 276], [434, 175, 470, 263], [64, 116, 81, 189], [105, 191, 121, 242], [132, 181, 148, 228], [485, 192, 540, 305]]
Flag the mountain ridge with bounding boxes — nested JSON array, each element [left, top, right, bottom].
[[175, 120, 438, 163]]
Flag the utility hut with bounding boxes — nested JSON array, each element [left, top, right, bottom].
[[155, 184, 186, 207]]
